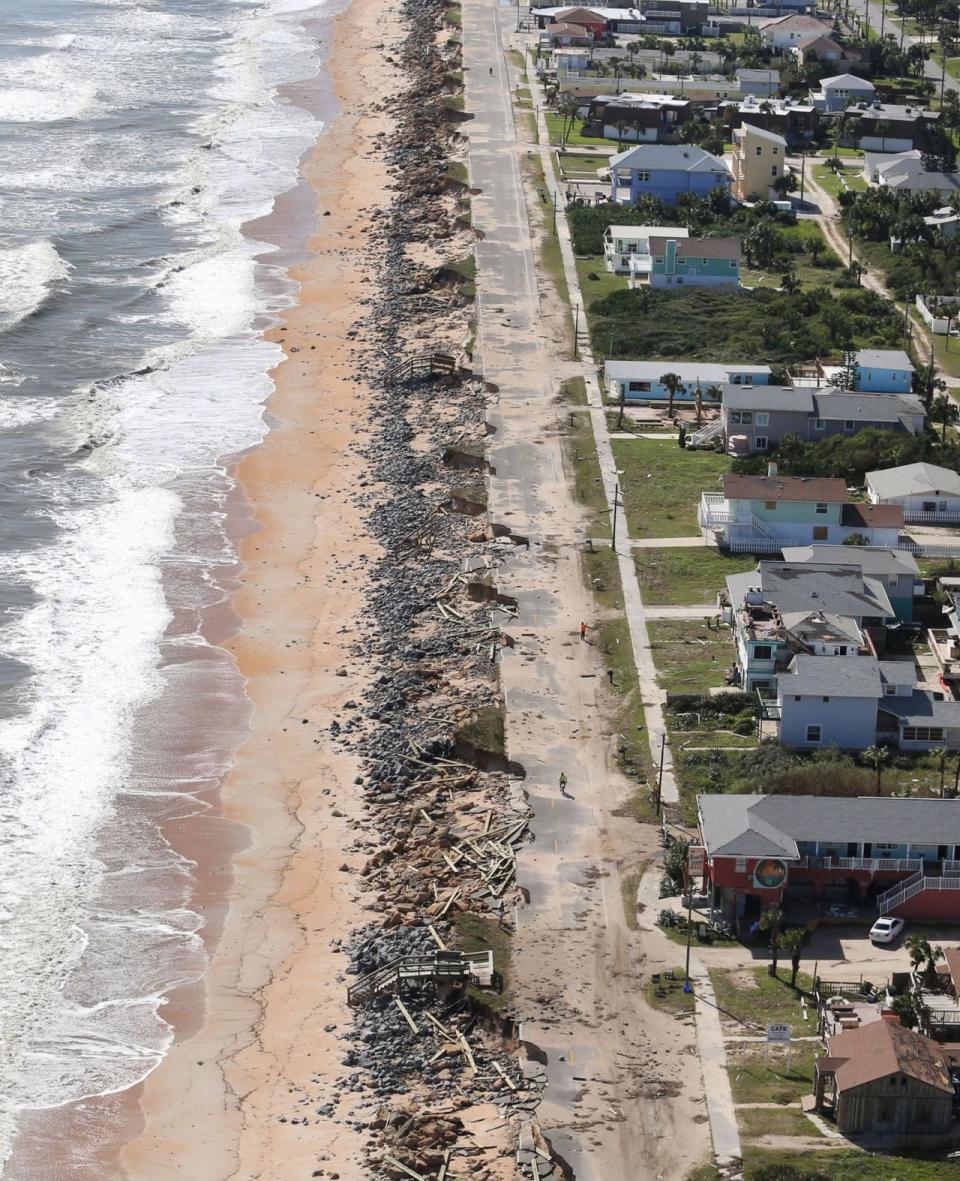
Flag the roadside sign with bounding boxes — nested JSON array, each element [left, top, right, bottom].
[[687, 846, 706, 875], [767, 1023, 792, 1044]]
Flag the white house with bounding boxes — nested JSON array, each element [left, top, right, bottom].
[[602, 224, 688, 273], [759, 14, 833, 52], [866, 462, 960, 523], [809, 73, 876, 113], [605, 360, 771, 404], [863, 150, 960, 197]]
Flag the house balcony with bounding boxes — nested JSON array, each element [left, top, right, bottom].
[[699, 491, 733, 528], [794, 856, 924, 874]]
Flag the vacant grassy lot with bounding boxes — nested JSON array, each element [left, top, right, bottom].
[[728, 1042, 818, 1105], [557, 151, 608, 178], [813, 163, 867, 200], [742, 1148, 960, 1181], [709, 966, 815, 1031], [737, 1106, 822, 1140], [634, 548, 756, 606], [577, 255, 627, 308], [644, 974, 696, 1017], [610, 438, 728, 538], [566, 410, 610, 538], [545, 113, 610, 148], [648, 620, 732, 695]]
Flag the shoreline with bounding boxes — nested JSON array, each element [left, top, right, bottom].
[[114, 0, 399, 1175]]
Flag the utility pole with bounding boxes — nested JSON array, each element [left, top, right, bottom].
[[655, 730, 666, 814], [611, 480, 622, 549], [799, 150, 806, 202], [573, 303, 580, 359]]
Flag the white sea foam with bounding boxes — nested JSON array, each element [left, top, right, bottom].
[[0, 241, 69, 334]]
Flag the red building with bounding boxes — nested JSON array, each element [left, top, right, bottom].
[[549, 7, 608, 38], [697, 794, 960, 932]]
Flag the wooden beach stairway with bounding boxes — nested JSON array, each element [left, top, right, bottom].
[[347, 950, 493, 1006]]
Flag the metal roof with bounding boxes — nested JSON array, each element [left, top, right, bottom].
[[855, 348, 914, 370], [721, 385, 815, 412], [780, 545, 919, 577]]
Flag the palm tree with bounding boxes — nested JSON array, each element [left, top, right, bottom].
[[659, 372, 685, 419], [931, 393, 959, 442], [614, 118, 629, 148], [861, 744, 889, 795], [759, 906, 785, 978], [781, 270, 800, 296], [906, 934, 944, 987], [780, 927, 808, 989]]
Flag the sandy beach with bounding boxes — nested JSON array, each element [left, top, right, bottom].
[[116, 0, 399, 1175]]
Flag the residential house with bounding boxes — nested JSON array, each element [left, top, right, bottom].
[[866, 463, 960, 523], [734, 68, 781, 97], [759, 14, 834, 52], [608, 143, 731, 205], [602, 223, 688, 273], [928, 598, 960, 696], [924, 206, 960, 239], [605, 360, 771, 404], [789, 349, 915, 394], [723, 96, 819, 148], [544, 22, 594, 46], [791, 33, 846, 66], [814, 1022, 958, 1147], [916, 293, 960, 333], [732, 123, 788, 202], [863, 149, 960, 196], [724, 561, 894, 693], [839, 102, 938, 153], [720, 386, 926, 456], [780, 545, 922, 621], [641, 0, 709, 33], [628, 235, 741, 289], [809, 73, 876, 113], [585, 93, 693, 143], [698, 474, 904, 552], [697, 793, 960, 927], [546, 6, 608, 36]]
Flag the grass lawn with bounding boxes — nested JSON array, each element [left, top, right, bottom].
[[521, 152, 573, 341], [742, 1148, 960, 1180], [728, 1042, 819, 1105], [709, 966, 815, 1030], [813, 163, 867, 200], [610, 437, 728, 538], [545, 112, 610, 148], [644, 974, 696, 1017], [561, 375, 587, 406], [633, 548, 756, 606], [566, 410, 610, 538], [648, 620, 732, 696], [928, 321, 960, 381], [576, 255, 627, 308], [557, 152, 608, 177], [737, 1105, 822, 1140]]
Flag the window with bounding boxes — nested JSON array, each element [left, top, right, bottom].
[[735, 857, 747, 872], [903, 726, 945, 742], [813, 418, 825, 430], [835, 646, 847, 656], [628, 381, 651, 392], [815, 502, 828, 514], [771, 165, 778, 177], [885, 683, 896, 696], [806, 725, 822, 743], [755, 435, 768, 451], [730, 411, 753, 425], [772, 147, 779, 156], [753, 644, 773, 660], [636, 171, 650, 182], [729, 259, 738, 268], [756, 412, 769, 427], [844, 419, 855, 432], [813, 526, 828, 540], [922, 500, 936, 512], [755, 145, 763, 156], [822, 696, 830, 703]]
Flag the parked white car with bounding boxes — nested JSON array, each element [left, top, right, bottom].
[[869, 916, 905, 944]]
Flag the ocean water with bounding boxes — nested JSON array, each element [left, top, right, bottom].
[[0, 0, 331, 1167]]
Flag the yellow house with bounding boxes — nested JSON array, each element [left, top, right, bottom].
[[732, 123, 788, 203]]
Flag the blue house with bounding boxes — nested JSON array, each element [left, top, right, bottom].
[[609, 144, 732, 205], [855, 349, 915, 394]]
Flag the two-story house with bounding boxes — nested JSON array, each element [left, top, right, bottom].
[[789, 349, 915, 394], [723, 96, 819, 148], [866, 462, 960, 524], [629, 235, 741, 289], [731, 123, 788, 203], [780, 544, 922, 621], [602, 223, 688, 273], [864, 150, 960, 197], [721, 386, 926, 456], [608, 143, 731, 205], [699, 473, 904, 552], [734, 69, 781, 98], [585, 93, 693, 143], [605, 360, 770, 404], [809, 73, 876, 113], [724, 561, 894, 693], [840, 102, 938, 153], [759, 14, 833, 52], [697, 793, 960, 929]]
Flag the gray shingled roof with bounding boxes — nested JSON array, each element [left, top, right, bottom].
[[811, 391, 924, 422], [609, 143, 730, 173], [879, 691, 960, 728], [866, 462, 960, 500], [758, 563, 895, 620], [781, 653, 883, 696], [699, 794, 960, 857], [856, 348, 913, 370], [780, 545, 919, 577], [722, 385, 815, 413]]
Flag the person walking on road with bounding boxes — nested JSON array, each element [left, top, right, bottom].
[[497, 899, 506, 929], [559, 771, 570, 797], [579, 621, 588, 641]]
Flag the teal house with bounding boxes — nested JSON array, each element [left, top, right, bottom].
[[629, 235, 741, 289]]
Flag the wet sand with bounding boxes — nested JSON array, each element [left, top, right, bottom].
[[114, 0, 398, 1175]]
